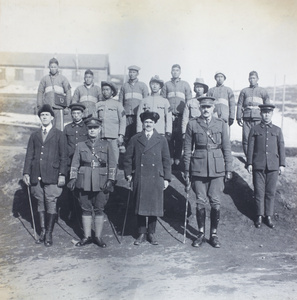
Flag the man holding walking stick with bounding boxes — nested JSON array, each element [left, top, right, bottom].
[[183, 97, 232, 248], [23, 104, 68, 247]]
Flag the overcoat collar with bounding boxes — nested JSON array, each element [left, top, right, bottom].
[[137, 129, 161, 152]]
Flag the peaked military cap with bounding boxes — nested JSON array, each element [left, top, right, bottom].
[[84, 117, 102, 127], [69, 103, 86, 112], [140, 111, 160, 123], [259, 104, 275, 111], [38, 104, 55, 117], [198, 96, 216, 106]]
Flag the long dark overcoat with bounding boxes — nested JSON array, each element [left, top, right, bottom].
[[23, 127, 68, 185], [124, 130, 171, 216]]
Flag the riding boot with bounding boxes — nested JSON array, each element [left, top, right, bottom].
[[209, 208, 221, 248], [192, 208, 206, 247], [44, 213, 56, 247], [36, 211, 46, 244], [75, 215, 92, 247], [94, 215, 106, 248]]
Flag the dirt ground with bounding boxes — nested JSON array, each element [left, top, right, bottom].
[[0, 124, 297, 300]]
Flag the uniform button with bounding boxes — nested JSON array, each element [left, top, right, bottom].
[[76, 131, 78, 133], [76, 137, 78, 139], [42, 146, 44, 148], [40, 158, 42, 160], [141, 164, 143, 166], [266, 152, 268, 154], [75, 144, 77, 146], [266, 145, 268, 147], [152, 164, 155, 166], [41, 152, 43, 154]]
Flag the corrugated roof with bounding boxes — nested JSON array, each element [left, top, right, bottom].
[[0, 52, 109, 69]]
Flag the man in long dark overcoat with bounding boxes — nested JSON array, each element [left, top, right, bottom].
[[124, 111, 171, 245], [23, 104, 68, 247]]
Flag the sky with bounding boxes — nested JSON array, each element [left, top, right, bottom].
[[0, 0, 296, 90]]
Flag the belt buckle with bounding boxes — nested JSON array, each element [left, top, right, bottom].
[[206, 144, 211, 150], [91, 160, 95, 168]]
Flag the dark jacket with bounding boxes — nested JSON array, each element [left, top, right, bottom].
[[123, 130, 171, 216], [184, 116, 232, 177], [247, 122, 286, 170], [70, 138, 117, 192], [23, 127, 68, 185]]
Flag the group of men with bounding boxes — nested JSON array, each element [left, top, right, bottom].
[[22, 58, 286, 249]]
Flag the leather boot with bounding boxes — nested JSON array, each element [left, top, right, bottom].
[[255, 215, 262, 228], [75, 215, 92, 247], [36, 211, 46, 244], [44, 213, 56, 247], [266, 216, 275, 229], [94, 215, 106, 248], [134, 233, 146, 245], [192, 208, 206, 247], [209, 208, 221, 248]]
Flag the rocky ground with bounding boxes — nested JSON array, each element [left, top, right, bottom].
[[0, 124, 297, 300]]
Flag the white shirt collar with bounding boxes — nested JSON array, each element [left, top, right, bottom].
[[42, 122, 53, 132]]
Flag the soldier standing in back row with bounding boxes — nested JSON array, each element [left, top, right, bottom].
[[237, 71, 270, 157], [207, 71, 235, 135], [119, 65, 149, 143], [183, 97, 232, 248], [161, 64, 192, 166]]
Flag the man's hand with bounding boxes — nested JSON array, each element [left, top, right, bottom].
[[279, 166, 285, 175], [67, 178, 76, 191], [126, 175, 132, 183], [117, 135, 124, 146], [23, 174, 30, 186], [225, 171, 233, 182], [237, 118, 243, 127], [228, 118, 234, 126], [182, 133, 186, 140], [247, 165, 253, 174], [183, 171, 191, 192], [164, 180, 169, 190], [58, 175, 66, 187], [103, 179, 115, 194]]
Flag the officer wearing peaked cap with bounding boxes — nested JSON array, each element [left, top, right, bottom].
[[183, 96, 232, 248], [67, 115, 117, 248], [247, 104, 285, 229]]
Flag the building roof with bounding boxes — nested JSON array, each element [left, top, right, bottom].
[[0, 52, 109, 70]]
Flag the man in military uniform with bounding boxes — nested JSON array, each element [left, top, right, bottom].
[[71, 69, 102, 118], [23, 104, 68, 247], [63, 103, 88, 220], [119, 65, 149, 143], [247, 104, 285, 229], [237, 71, 270, 156], [67, 117, 117, 248], [183, 97, 232, 248], [96, 81, 126, 163], [161, 64, 192, 166], [136, 75, 172, 140], [207, 71, 235, 135], [37, 58, 71, 131], [182, 78, 208, 137]]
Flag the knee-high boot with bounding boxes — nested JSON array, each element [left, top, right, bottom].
[[44, 213, 56, 247], [36, 211, 46, 244], [209, 208, 221, 248], [192, 208, 206, 247], [94, 215, 106, 248]]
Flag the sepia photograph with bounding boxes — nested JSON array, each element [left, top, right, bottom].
[[0, 0, 296, 299]]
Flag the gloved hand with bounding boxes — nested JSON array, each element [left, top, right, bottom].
[[103, 179, 115, 194], [165, 132, 172, 143], [67, 178, 76, 191], [228, 118, 234, 126], [184, 171, 191, 192], [58, 175, 66, 187], [237, 118, 243, 127], [23, 174, 30, 186], [225, 171, 233, 182]]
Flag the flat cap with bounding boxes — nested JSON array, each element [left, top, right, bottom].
[[149, 75, 164, 88], [198, 96, 216, 106], [69, 103, 86, 112], [38, 104, 55, 117], [101, 81, 118, 97], [84, 117, 102, 127], [140, 110, 160, 123], [128, 65, 140, 71], [84, 69, 94, 76], [259, 104, 275, 111]]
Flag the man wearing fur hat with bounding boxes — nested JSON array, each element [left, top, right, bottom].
[[182, 78, 208, 136], [161, 64, 192, 166], [71, 69, 102, 118], [96, 81, 126, 163], [23, 104, 68, 247], [207, 71, 235, 134], [119, 65, 149, 142], [37, 58, 71, 131], [136, 75, 172, 141], [124, 111, 171, 246]]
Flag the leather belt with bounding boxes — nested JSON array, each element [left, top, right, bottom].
[[82, 161, 106, 168], [195, 144, 221, 150]]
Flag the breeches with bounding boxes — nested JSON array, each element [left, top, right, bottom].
[[192, 176, 224, 210], [76, 190, 108, 216], [31, 181, 62, 214]]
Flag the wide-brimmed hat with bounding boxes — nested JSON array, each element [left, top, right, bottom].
[[69, 103, 86, 112], [140, 111, 160, 123], [198, 96, 215, 106], [101, 81, 118, 97], [38, 104, 55, 117], [193, 78, 209, 93], [149, 75, 164, 88], [214, 71, 226, 80]]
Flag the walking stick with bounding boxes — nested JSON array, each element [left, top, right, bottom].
[[121, 181, 132, 242], [183, 191, 189, 244], [27, 186, 37, 241]]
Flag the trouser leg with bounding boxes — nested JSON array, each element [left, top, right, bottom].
[[147, 216, 157, 234], [137, 215, 147, 234], [253, 170, 265, 216], [264, 170, 278, 216]]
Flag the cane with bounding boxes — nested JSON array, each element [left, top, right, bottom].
[[183, 192, 189, 244], [27, 186, 37, 241], [121, 181, 132, 242]]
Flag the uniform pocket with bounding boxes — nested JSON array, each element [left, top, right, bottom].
[[213, 151, 225, 173]]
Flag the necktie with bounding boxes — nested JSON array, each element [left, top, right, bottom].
[[146, 133, 150, 140], [43, 128, 47, 135]]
